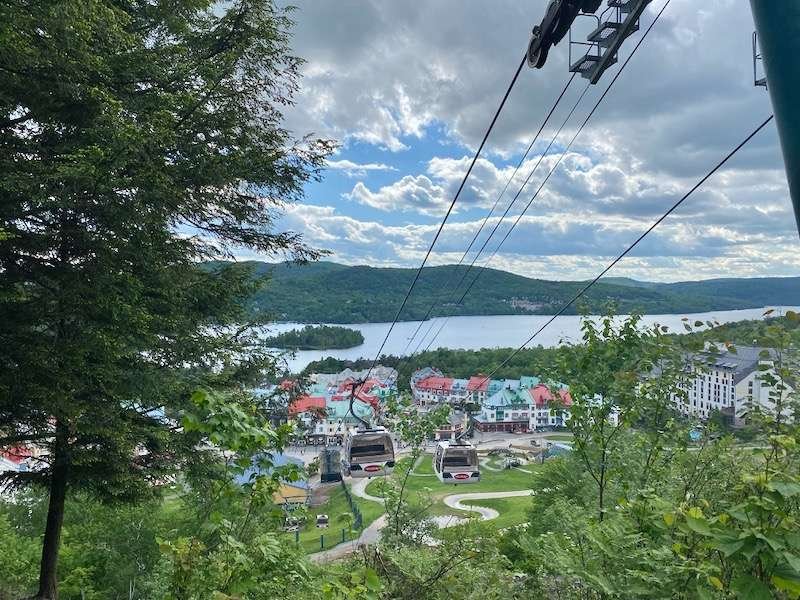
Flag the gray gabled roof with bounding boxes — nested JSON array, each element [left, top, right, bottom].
[[694, 345, 776, 384]]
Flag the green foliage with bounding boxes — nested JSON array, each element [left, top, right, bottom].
[[0, 0, 332, 594], [320, 567, 382, 600], [265, 325, 365, 350], [505, 314, 800, 599], [1, 491, 175, 600], [551, 313, 691, 521], [353, 524, 522, 600], [379, 396, 451, 546], [235, 260, 800, 323], [0, 512, 39, 599], [160, 390, 312, 598]]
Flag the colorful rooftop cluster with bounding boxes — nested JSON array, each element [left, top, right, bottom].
[[410, 367, 572, 433], [281, 371, 398, 431]]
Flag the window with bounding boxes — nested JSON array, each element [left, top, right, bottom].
[[443, 449, 477, 467]]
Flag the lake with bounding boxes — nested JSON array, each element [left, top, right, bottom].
[[262, 306, 800, 373]]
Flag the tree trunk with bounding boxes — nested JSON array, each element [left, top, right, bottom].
[[598, 447, 606, 523], [35, 421, 70, 600]]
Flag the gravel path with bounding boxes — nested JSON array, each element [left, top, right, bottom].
[[479, 458, 502, 472], [308, 515, 387, 563], [309, 478, 386, 563]]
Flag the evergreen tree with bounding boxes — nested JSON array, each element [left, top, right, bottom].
[[0, 1, 332, 597]]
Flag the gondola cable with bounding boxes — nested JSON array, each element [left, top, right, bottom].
[[477, 113, 775, 386], [420, 0, 673, 355], [403, 79, 589, 359], [347, 378, 370, 429], [363, 53, 528, 381], [398, 72, 579, 358], [416, 80, 593, 355]]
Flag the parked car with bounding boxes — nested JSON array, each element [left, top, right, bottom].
[[316, 514, 329, 528]]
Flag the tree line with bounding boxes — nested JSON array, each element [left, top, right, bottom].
[[265, 325, 365, 350]]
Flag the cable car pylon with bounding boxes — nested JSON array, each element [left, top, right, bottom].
[[749, 1, 800, 237]]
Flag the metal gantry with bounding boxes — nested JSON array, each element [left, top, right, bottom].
[[569, 0, 652, 83], [528, 0, 653, 84], [749, 0, 800, 236]]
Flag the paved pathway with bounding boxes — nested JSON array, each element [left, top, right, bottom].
[[349, 476, 386, 504], [479, 458, 502, 472], [308, 515, 387, 563], [442, 490, 534, 520], [309, 477, 386, 563], [310, 477, 535, 562]]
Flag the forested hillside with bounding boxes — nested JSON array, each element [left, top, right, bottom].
[[230, 261, 800, 323]]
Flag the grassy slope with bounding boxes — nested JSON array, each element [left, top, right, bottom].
[[461, 496, 531, 529], [282, 454, 535, 554]]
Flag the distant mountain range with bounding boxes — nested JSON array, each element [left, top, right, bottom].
[[223, 261, 800, 324]]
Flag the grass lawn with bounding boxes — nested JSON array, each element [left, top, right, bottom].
[[365, 454, 536, 508], [282, 454, 537, 553], [412, 454, 435, 475], [544, 434, 573, 441], [461, 496, 531, 530], [281, 483, 384, 554]]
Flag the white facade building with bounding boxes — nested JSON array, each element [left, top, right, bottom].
[[674, 346, 794, 423]]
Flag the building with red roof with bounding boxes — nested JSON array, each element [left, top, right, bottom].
[[288, 395, 326, 417], [1, 445, 34, 475], [411, 367, 572, 431], [284, 368, 398, 443], [528, 384, 572, 429]]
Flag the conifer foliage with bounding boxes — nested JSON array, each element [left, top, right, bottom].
[[0, 1, 332, 597]]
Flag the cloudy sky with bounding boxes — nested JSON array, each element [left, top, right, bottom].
[[264, 0, 799, 282]]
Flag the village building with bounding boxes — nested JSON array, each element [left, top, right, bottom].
[[411, 367, 573, 433], [472, 386, 531, 433], [285, 368, 398, 443], [673, 345, 795, 424]]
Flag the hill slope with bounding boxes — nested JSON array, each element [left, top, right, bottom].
[[227, 261, 800, 323]]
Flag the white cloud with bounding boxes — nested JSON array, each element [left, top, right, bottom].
[[272, 0, 799, 281], [326, 159, 397, 177], [344, 175, 447, 215]]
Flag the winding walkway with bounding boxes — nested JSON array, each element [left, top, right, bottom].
[[309, 477, 386, 563], [443, 490, 535, 520], [310, 477, 536, 562], [479, 458, 502, 472], [350, 476, 386, 504]]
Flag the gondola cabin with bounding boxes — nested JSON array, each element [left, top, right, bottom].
[[433, 441, 480, 484], [343, 427, 395, 478]]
